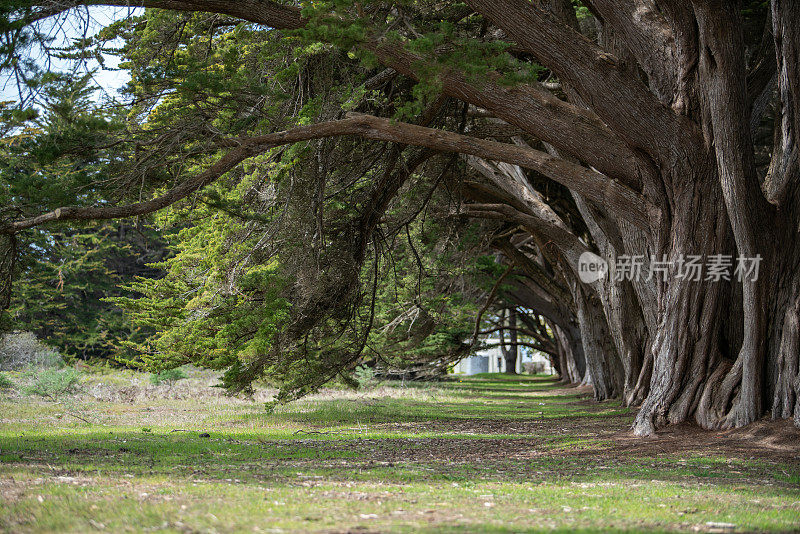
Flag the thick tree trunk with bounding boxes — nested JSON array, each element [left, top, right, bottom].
[[633, 156, 734, 435], [633, 165, 800, 433], [767, 249, 800, 424], [570, 278, 623, 400], [571, 194, 652, 406], [552, 322, 585, 384], [633, 0, 800, 434], [500, 308, 519, 374], [767, 0, 800, 428]]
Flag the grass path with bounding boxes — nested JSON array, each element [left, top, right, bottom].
[[0, 373, 798, 532]]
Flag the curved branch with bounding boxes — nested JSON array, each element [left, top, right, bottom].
[[3, 114, 651, 233], [493, 237, 571, 305], [3, 141, 258, 233], [465, 0, 701, 162], [372, 44, 643, 189], [584, 0, 678, 104], [29, 0, 643, 190], [29, 0, 305, 28], [504, 279, 574, 332], [219, 114, 651, 228], [463, 202, 592, 270]]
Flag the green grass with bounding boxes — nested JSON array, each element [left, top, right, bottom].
[[1, 372, 798, 532]]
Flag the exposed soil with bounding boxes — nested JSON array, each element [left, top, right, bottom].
[[255, 389, 800, 479], [279, 423, 799, 465], [355, 392, 800, 465]]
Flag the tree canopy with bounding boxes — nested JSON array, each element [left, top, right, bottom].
[[1, 0, 798, 435]]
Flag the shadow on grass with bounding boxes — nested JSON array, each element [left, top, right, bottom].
[[2, 373, 800, 533], [3, 428, 798, 490], [245, 375, 626, 427]]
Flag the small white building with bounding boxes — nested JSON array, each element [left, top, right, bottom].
[[452, 336, 555, 375]]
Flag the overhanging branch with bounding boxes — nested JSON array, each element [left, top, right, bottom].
[[466, 0, 700, 162], [3, 114, 651, 233], [29, 1, 305, 28], [28, 0, 643, 190]]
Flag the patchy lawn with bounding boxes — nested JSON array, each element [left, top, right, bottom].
[[0, 371, 798, 533]]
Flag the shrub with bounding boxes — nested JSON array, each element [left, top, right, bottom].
[[24, 368, 82, 398], [354, 365, 376, 389], [0, 373, 15, 390], [150, 368, 188, 386], [0, 332, 64, 371]]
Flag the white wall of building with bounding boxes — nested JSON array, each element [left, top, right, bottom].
[[452, 336, 555, 375]]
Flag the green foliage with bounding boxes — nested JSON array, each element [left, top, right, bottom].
[[0, 2, 55, 91], [104, 15, 381, 396], [23, 367, 81, 398], [3, 3, 538, 402], [572, 1, 592, 20], [112, 196, 292, 386], [353, 364, 376, 389], [292, 0, 542, 121], [6, 223, 167, 361], [0, 372, 14, 390], [0, 73, 127, 215], [366, 214, 503, 373], [0, 71, 168, 362], [149, 367, 187, 386]]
